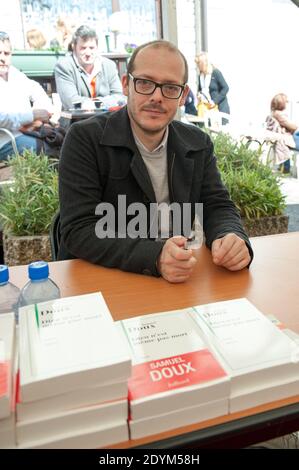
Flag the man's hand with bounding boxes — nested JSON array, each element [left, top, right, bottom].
[[33, 109, 52, 123], [212, 233, 251, 271], [157, 236, 198, 283]]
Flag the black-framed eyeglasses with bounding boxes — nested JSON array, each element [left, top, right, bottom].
[[128, 73, 185, 99]]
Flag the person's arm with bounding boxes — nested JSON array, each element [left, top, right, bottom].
[[55, 58, 85, 110], [105, 59, 123, 95], [96, 59, 125, 107], [59, 119, 164, 276], [0, 110, 33, 131], [273, 111, 298, 134], [211, 69, 229, 105], [27, 77, 53, 111]]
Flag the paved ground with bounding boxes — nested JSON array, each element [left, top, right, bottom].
[[280, 176, 299, 205]]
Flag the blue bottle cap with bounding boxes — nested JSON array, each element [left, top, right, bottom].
[[0, 265, 9, 283], [28, 261, 49, 281]]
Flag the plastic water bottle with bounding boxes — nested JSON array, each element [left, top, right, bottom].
[[18, 261, 61, 307], [0, 265, 21, 322]]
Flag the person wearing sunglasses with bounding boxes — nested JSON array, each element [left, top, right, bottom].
[[59, 40, 252, 282], [0, 31, 52, 161]]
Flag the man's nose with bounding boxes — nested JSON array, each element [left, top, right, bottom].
[[150, 86, 163, 101]]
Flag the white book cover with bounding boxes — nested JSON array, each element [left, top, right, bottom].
[[230, 377, 299, 413], [19, 292, 131, 402], [0, 413, 15, 449], [129, 397, 228, 440], [192, 298, 299, 398], [229, 314, 299, 412], [16, 379, 128, 422], [0, 313, 15, 419], [16, 397, 128, 446], [19, 421, 129, 449], [118, 309, 229, 420]]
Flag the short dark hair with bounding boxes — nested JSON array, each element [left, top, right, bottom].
[[71, 25, 98, 49], [127, 40, 188, 84]]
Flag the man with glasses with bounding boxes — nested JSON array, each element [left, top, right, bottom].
[[59, 40, 252, 283], [0, 31, 53, 161]]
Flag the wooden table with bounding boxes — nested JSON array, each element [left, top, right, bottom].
[[10, 233, 299, 448]]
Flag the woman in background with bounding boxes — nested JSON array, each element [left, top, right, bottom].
[[50, 16, 74, 50], [195, 52, 230, 115], [26, 29, 46, 50], [266, 93, 299, 173]]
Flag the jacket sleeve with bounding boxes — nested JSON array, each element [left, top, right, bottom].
[[0, 72, 51, 130], [103, 59, 123, 95], [27, 76, 53, 111], [212, 69, 229, 105], [0, 111, 33, 130], [59, 121, 164, 276], [55, 58, 84, 110]]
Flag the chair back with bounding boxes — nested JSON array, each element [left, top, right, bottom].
[[0, 128, 19, 157], [50, 210, 61, 261]]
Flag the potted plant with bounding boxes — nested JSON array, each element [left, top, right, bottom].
[[0, 150, 59, 266], [210, 132, 288, 236]]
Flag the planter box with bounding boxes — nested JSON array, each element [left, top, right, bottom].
[[12, 50, 65, 78], [11, 51, 129, 82], [242, 215, 289, 237], [3, 233, 51, 267]]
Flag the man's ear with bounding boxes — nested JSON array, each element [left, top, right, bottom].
[[179, 85, 190, 107], [122, 74, 129, 97]]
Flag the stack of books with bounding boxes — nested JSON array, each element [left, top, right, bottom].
[[16, 292, 131, 449], [0, 313, 17, 449], [118, 310, 230, 439], [191, 298, 299, 413]]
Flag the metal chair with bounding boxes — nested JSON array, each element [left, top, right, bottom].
[[0, 128, 19, 157]]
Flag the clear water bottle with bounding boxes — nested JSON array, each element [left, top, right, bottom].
[[18, 261, 61, 307], [0, 264, 21, 321]]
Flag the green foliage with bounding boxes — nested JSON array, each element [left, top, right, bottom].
[[209, 132, 286, 220], [0, 150, 59, 236]]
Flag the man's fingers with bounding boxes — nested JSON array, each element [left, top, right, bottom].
[[225, 256, 251, 271], [214, 243, 242, 266], [212, 234, 251, 271], [158, 236, 198, 283]]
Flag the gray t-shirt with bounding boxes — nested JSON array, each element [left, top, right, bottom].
[[133, 128, 172, 239]]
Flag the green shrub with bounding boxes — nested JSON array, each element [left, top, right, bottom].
[[0, 150, 59, 236], [210, 132, 286, 220]]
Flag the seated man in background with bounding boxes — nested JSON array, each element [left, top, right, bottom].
[[54, 25, 124, 111], [59, 40, 253, 283], [0, 31, 52, 161]]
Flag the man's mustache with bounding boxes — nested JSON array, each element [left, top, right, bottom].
[[142, 105, 166, 113]]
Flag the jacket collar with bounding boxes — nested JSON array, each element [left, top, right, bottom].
[[100, 106, 206, 153]]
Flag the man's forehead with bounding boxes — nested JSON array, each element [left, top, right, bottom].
[[137, 45, 180, 60], [133, 46, 185, 80], [76, 38, 97, 48]]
